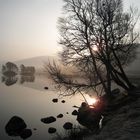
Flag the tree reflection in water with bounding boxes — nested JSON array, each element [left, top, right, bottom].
[[2, 75, 18, 86], [1, 74, 35, 86], [20, 75, 35, 84]]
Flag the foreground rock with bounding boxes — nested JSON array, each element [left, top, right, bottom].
[[77, 102, 102, 131], [41, 116, 56, 124], [5, 116, 32, 139], [5, 116, 27, 136]]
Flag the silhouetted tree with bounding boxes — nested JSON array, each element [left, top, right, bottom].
[[20, 64, 35, 75], [2, 62, 18, 75], [48, 0, 139, 97], [20, 64, 25, 74], [2, 65, 6, 73]]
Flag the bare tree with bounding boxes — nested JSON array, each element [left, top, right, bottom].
[[48, 0, 139, 97]]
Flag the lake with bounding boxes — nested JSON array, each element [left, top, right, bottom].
[[0, 73, 95, 140]]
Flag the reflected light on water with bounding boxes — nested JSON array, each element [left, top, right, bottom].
[[88, 97, 97, 105], [84, 94, 98, 106]]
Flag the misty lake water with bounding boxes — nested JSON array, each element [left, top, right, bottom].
[[0, 73, 95, 140]]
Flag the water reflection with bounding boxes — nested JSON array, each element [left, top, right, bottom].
[[20, 75, 35, 84], [0, 73, 93, 140], [1, 75, 18, 86], [1, 73, 35, 86]]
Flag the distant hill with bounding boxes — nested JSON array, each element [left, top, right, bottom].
[[14, 56, 57, 69], [0, 46, 140, 76], [0, 56, 75, 75]]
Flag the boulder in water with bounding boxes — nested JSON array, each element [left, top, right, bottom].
[[5, 116, 27, 136], [77, 102, 101, 130], [41, 116, 56, 124]]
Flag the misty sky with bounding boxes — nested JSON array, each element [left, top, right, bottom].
[[0, 0, 140, 61]]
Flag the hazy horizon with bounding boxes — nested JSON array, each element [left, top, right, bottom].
[[0, 0, 140, 61]]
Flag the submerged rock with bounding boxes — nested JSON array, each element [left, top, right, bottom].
[[48, 127, 57, 134], [63, 122, 73, 130], [5, 116, 27, 136], [72, 110, 78, 116], [57, 114, 63, 118], [52, 98, 58, 103], [41, 116, 56, 124]]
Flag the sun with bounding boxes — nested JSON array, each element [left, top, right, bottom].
[[92, 46, 98, 51]]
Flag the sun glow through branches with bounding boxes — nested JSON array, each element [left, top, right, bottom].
[[92, 46, 98, 51]]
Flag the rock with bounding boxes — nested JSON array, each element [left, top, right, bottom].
[[63, 122, 73, 130], [57, 114, 63, 118], [77, 102, 101, 130], [81, 102, 88, 108], [33, 128, 37, 131], [44, 86, 49, 90], [73, 105, 79, 108], [41, 116, 56, 124], [48, 127, 57, 134], [52, 98, 58, 103], [61, 100, 65, 103], [5, 116, 27, 136], [20, 129, 32, 139], [72, 110, 78, 116]]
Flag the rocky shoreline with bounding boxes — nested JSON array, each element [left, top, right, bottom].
[[84, 89, 140, 140]]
